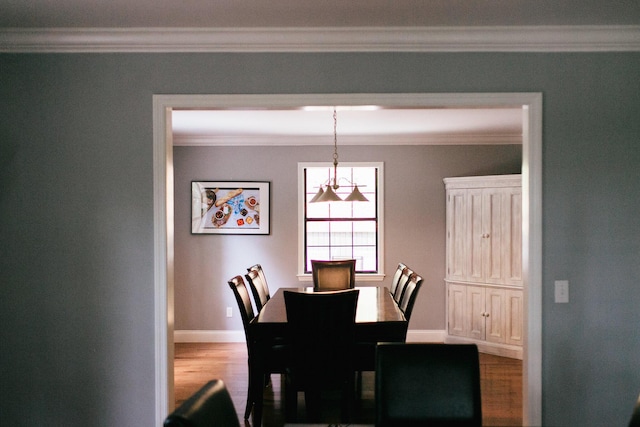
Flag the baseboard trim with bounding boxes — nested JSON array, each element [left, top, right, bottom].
[[174, 329, 446, 343]]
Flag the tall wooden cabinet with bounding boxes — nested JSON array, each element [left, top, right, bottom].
[[444, 175, 523, 359]]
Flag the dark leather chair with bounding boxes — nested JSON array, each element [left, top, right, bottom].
[[245, 267, 270, 312], [311, 259, 356, 291], [164, 379, 240, 427], [283, 289, 360, 422], [389, 262, 408, 297], [630, 393, 640, 427], [375, 343, 482, 427], [227, 275, 288, 426], [398, 273, 423, 321]]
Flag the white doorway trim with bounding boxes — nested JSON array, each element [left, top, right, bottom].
[[153, 92, 543, 426]]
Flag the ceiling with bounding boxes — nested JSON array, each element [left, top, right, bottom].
[[1, 0, 639, 28], [172, 107, 523, 146]]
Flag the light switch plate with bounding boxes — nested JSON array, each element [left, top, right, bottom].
[[555, 280, 569, 303]]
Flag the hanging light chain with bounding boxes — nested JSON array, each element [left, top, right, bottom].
[[332, 107, 339, 189]]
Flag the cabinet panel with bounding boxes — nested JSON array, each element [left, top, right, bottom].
[[484, 190, 506, 284], [485, 288, 505, 344], [467, 285, 485, 340], [448, 283, 467, 337], [446, 189, 467, 281], [467, 189, 484, 282], [503, 189, 523, 285], [505, 289, 523, 346]]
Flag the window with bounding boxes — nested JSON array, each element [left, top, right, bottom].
[[298, 162, 384, 280]]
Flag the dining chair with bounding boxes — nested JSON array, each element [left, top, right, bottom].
[[247, 264, 271, 311], [630, 393, 640, 427], [227, 275, 288, 425], [245, 268, 270, 313], [283, 288, 360, 423], [311, 259, 356, 291], [398, 273, 424, 321], [392, 266, 414, 304], [375, 343, 482, 427], [163, 379, 240, 427], [388, 262, 407, 297]]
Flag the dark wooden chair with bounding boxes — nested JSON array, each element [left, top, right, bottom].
[[245, 267, 270, 313], [375, 343, 482, 427], [389, 262, 408, 297], [163, 379, 240, 427], [283, 289, 360, 422], [398, 273, 424, 321], [227, 275, 288, 427], [392, 266, 414, 304], [311, 259, 356, 291]]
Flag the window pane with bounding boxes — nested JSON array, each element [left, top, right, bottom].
[[307, 221, 329, 246]]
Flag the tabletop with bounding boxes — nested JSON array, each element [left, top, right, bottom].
[[251, 286, 407, 343], [254, 286, 406, 324]]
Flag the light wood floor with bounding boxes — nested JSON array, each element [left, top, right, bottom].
[[174, 342, 522, 426]]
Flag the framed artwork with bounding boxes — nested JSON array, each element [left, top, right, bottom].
[[191, 181, 270, 235]]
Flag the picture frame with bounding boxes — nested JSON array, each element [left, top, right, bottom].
[[191, 181, 271, 235]]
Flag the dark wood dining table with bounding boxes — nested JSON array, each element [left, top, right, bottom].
[[247, 286, 408, 426]]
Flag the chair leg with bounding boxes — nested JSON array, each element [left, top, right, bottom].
[[355, 370, 362, 399], [284, 375, 297, 422], [244, 384, 253, 420]]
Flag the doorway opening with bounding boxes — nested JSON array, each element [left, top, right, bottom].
[[152, 93, 542, 426]]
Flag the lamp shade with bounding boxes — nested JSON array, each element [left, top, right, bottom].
[[316, 185, 343, 202], [309, 187, 325, 203], [344, 184, 369, 202]]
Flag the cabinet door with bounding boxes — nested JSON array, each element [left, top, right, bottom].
[[466, 285, 485, 340], [505, 289, 523, 346], [467, 189, 484, 283], [446, 189, 467, 282], [502, 187, 523, 286], [483, 189, 506, 285], [447, 283, 467, 337], [485, 288, 506, 344]]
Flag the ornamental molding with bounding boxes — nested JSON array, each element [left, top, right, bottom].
[[1, 25, 639, 53]]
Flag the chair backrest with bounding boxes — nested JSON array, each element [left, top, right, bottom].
[[284, 289, 359, 384], [247, 264, 270, 301], [630, 393, 640, 427], [375, 343, 482, 427], [392, 266, 414, 303], [164, 379, 240, 427], [389, 262, 407, 296], [311, 259, 356, 291], [245, 268, 270, 312], [398, 273, 423, 321], [227, 275, 256, 347]]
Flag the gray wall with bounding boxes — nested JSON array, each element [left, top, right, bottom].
[[173, 145, 521, 331], [1, 52, 639, 426]]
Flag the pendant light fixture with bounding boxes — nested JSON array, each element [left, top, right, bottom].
[[311, 107, 369, 203]]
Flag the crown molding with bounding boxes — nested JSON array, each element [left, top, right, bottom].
[[172, 133, 522, 146], [1, 25, 639, 53]]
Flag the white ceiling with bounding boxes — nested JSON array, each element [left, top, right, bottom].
[[1, 0, 639, 28], [172, 107, 524, 146]]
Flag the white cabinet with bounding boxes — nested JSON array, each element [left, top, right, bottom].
[[445, 175, 522, 286], [444, 175, 523, 359]]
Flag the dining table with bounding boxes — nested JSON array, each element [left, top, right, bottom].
[[247, 285, 408, 427]]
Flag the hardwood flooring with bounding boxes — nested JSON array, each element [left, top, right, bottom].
[[174, 342, 522, 426]]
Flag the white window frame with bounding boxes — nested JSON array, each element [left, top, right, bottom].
[[297, 161, 385, 281]]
